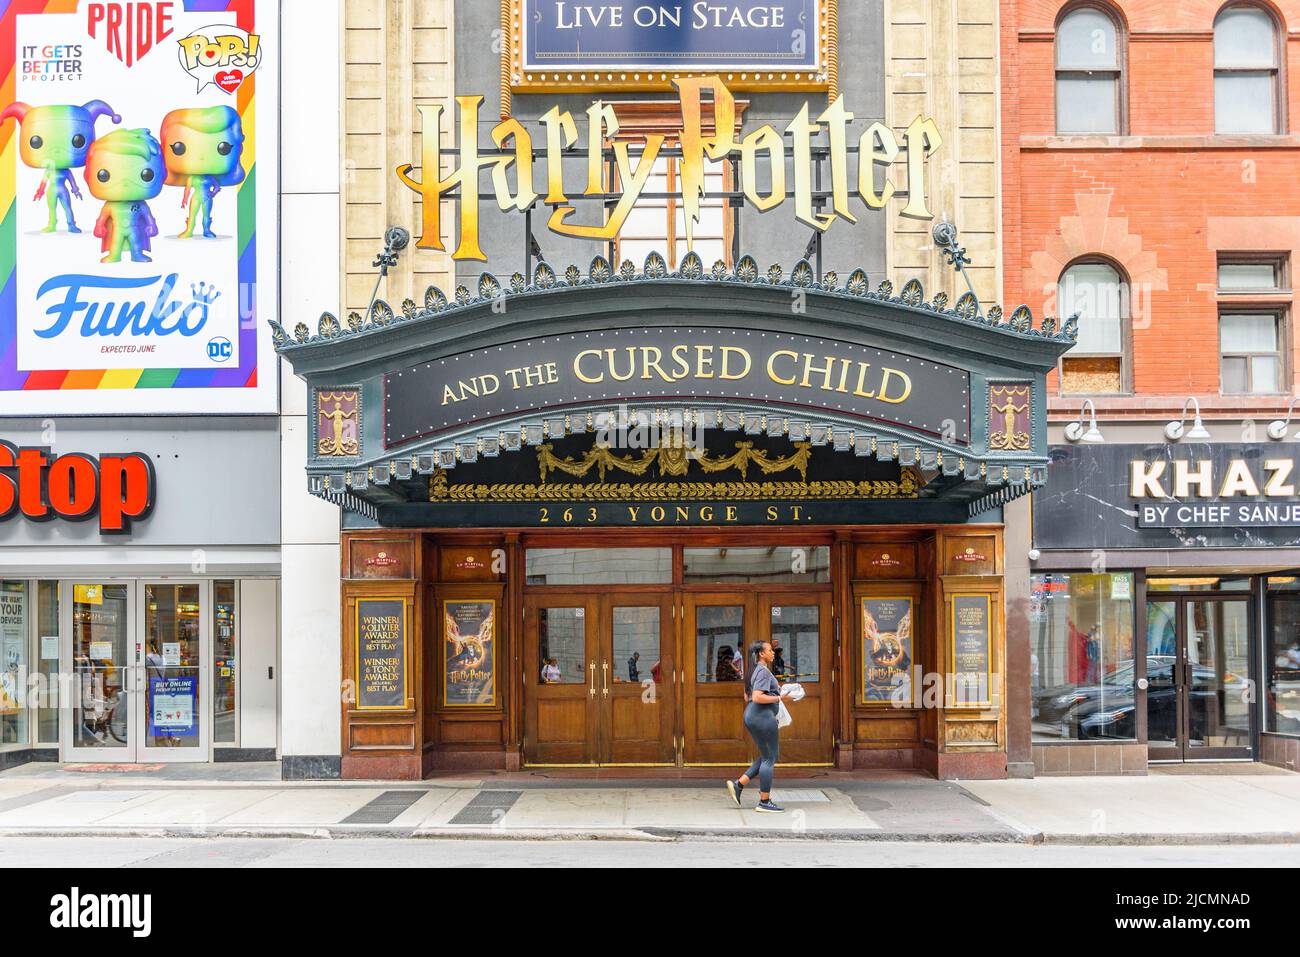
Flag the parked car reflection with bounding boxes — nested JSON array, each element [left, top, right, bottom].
[[1033, 657, 1250, 741]]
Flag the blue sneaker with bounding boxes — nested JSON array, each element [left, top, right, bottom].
[[755, 798, 785, 813], [725, 780, 744, 807]]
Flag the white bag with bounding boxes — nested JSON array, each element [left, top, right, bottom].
[[777, 700, 793, 728], [780, 682, 806, 702]]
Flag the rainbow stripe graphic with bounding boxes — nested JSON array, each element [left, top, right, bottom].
[[0, 0, 259, 395]]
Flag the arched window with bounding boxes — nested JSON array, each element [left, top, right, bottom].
[[1214, 4, 1282, 134], [1058, 260, 1129, 393], [1056, 4, 1124, 134]]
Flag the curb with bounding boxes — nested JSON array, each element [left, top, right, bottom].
[[0, 826, 1296, 844]]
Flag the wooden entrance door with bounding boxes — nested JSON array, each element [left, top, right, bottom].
[[682, 593, 755, 764], [599, 593, 675, 764], [525, 595, 599, 764], [762, 592, 834, 763], [524, 592, 675, 764]]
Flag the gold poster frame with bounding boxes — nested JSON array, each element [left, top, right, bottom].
[[500, 0, 839, 115], [442, 597, 499, 708], [859, 595, 915, 707], [949, 593, 992, 709], [354, 597, 409, 712]]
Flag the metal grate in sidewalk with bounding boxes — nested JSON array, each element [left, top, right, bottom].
[[448, 790, 522, 825], [340, 790, 425, 824]]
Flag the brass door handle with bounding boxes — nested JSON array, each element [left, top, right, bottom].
[[601, 660, 609, 697], [589, 661, 596, 697]]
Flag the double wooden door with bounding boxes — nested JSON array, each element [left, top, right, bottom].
[[525, 589, 833, 766], [525, 592, 676, 764]]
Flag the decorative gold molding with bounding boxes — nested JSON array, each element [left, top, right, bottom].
[[502, 0, 837, 100], [430, 470, 919, 503]]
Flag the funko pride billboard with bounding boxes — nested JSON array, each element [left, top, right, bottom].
[[0, 1, 278, 414]]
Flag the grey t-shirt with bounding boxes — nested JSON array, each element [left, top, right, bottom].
[[748, 663, 780, 697]]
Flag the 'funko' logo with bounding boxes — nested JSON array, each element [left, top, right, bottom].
[[87, 3, 175, 67]]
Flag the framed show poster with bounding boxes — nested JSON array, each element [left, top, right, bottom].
[[950, 593, 992, 708], [442, 599, 497, 707], [355, 598, 408, 711], [860, 595, 914, 704]]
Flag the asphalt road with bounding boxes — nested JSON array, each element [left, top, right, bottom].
[[1, 836, 1297, 868]]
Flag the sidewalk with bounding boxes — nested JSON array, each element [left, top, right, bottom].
[[0, 762, 1295, 844]]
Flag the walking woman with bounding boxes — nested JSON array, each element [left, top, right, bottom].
[[726, 640, 796, 813]]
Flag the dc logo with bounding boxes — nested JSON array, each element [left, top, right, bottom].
[[207, 337, 232, 363]]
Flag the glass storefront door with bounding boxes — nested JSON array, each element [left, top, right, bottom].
[[1145, 595, 1253, 761], [62, 581, 210, 763]]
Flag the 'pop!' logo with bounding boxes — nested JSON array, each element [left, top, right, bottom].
[[177, 24, 261, 95]]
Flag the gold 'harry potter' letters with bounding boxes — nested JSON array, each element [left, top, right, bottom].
[[397, 77, 943, 261]]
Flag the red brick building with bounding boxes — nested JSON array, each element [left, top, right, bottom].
[[1002, 0, 1300, 773]]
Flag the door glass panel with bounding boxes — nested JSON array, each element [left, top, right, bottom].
[[0, 581, 27, 747], [525, 548, 672, 585], [612, 607, 660, 686], [1186, 601, 1251, 749], [71, 584, 130, 751], [1145, 601, 1178, 746], [1266, 577, 1300, 734], [144, 584, 201, 750], [696, 605, 744, 683], [537, 607, 586, 684], [213, 581, 237, 744], [771, 605, 819, 683], [37, 581, 59, 743]]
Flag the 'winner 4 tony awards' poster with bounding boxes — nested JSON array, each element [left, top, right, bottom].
[[0, 1, 278, 414]]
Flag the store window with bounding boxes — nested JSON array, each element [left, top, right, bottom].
[[526, 548, 672, 585], [36, 582, 58, 744], [1030, 572, 1137, 741], [683, 546, 830, 583], [1214, 4, 1282, 134], [1055, 4, 1124, 134], [214, 581, 237, 744], [1, 581, 27, 748], [1266, 576, 1300, 735], [617, 150, 728, 270], [1220, 313, 1283, 394], [1057, 260, 1128, 393]]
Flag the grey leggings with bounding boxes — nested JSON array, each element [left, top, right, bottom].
[[742, 701, 780, 793]]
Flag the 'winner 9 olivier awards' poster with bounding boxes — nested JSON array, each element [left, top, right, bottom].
[[0, 1, 278, 414]]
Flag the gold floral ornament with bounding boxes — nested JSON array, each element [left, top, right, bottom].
[[536, 436, 812, 483]]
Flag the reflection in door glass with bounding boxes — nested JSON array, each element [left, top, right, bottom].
[[771, 605, 819, 683], [144, 584, 201, 750], [72, 584, 130, 751], [696, 606, 744, 682], [538, 608, 585, 684], [613, 607, 660, 685], [1186, 601, 1251, 749], [1146, 601, 1177, 746]]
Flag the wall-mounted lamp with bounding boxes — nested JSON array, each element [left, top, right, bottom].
[[1267, 396, 1300, 440], [1063, 398, 1104, 443], [365, 225, 410, 320], [1164, 397, 1211, 442]]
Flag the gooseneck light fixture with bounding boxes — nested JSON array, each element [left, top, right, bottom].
[[365, 225, 410, 321], [1063, 399, 1105, 443], [1165, 397, 1211, 442], [1267, 396, 1300, 440]]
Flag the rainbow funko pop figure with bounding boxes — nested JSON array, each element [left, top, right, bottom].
[[161, 106, 244, 239], [0, 100, 121, 233], [85, 129, 164, 263]]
